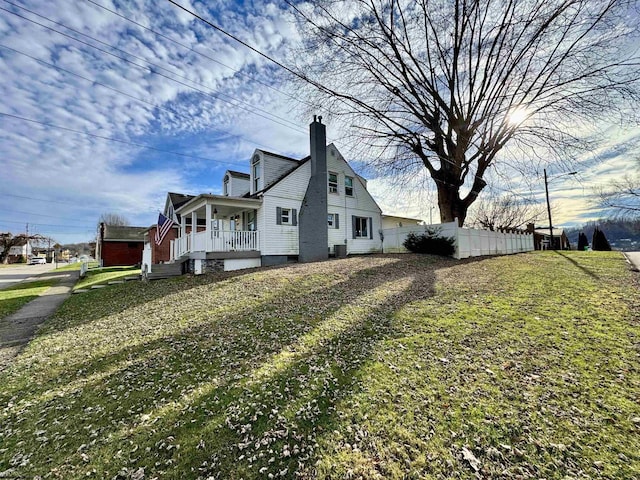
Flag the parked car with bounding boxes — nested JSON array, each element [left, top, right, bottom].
[[29, 257, 46, 265]]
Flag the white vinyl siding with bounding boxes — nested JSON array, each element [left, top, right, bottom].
[[261, 152, 300, 190], [260, 161, 310, 255], [326, 145, 382, 254]]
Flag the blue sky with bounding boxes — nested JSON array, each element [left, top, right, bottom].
[[0, 0, 636, 244]]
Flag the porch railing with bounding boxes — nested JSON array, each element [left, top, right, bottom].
[[173, 230, 259, 258]]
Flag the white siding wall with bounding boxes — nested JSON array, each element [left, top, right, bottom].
[[260, 162, 311, 255], [262, 152, 300, 190], [326, 145, 382, 254], [229, 176, 250, 197]]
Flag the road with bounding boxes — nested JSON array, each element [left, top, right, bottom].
[[625, 251, 640, 271], [0, 262, 60, 290]]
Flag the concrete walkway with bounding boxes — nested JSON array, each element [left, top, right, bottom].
[[0, 270, 79, 370], [624, 251, 640, 272]]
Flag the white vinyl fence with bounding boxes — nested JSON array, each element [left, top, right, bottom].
[[382, 220, 534, 259]]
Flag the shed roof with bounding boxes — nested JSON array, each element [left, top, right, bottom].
[[103, 225, 146, 242]]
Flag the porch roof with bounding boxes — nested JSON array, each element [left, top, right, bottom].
[[175, 194, 262, 217]]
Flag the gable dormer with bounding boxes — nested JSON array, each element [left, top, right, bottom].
[[223, 170, 250, 197], [251, 153, 262, 194]]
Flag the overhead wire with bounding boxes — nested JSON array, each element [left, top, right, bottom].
[[0, 2, 308, 136], [82, 0, 318, 110], [0, 111, 244, 167]]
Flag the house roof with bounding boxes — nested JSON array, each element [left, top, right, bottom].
[[257, 149, 301, 163], [534, 228, 566, 237], [227, 170, 250, 178], [168, 192, 194, 210], [245, 155, 311, 198], [102, 225, 147, 242], [382, 214, 423, 223]]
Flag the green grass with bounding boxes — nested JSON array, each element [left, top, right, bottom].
[[73, 266, 140, 291], [0, 252, 638, 479], [55, 261, 100, 272], [0, 279, 58, 319]]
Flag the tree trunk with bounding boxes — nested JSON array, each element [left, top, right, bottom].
[[437, 183, 467, 227]]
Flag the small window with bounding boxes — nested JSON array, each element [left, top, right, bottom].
[[276, 207, 297, 226], [252, 155, 261, 192], [345, 176, 354, 196], [328, 172, 338, 194], [328, 213, 339, 229], [223, 175, 229, 196], [281, 208, 291, 225], [354, 216, 368, 238]]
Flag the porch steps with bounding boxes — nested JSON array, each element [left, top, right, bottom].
[[146, 262, 184, 281]]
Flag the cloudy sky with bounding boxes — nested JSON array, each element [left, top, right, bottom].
[[0, 0, 636, 244]]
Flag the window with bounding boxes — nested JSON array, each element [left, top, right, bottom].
[[281, 208, 291, 225], [328, 213, 339, 229], [252, 155, 261, 192], [352, 216, 371, 238], [345, 176, 354, 196], [328, 172, 338, 194], [223, 175, 229, 196], [327, 213, 334, 227], [276, 207, 297, 226]]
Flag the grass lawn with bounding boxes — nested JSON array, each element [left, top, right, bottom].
[[73, 266, 140, 291], [55, 261, 100, 272], [0, 279, 58, 320], [0, 252, 638, 479]]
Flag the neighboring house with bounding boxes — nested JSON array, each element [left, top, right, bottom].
[[97, 223, 146, 266], [526, 224, 570, 250], [0, 241, 32, 263], [382, 215, 423, 229], [153, 117, 383, 274]]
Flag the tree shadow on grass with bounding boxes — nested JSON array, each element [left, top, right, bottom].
[[552, 250, 600, 280], [0, 254, 468, 478]]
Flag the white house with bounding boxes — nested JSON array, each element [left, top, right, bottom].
[[164, 117, 383, 273]]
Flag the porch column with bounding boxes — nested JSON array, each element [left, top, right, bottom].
[[191, 211, 197, 250], [205, 203, 212, 252], [205, 204, 212, 235], [180, 215, 186, 239]]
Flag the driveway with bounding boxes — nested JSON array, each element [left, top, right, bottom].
[[624, 251, 640, 271], [0, 262, 59, 290]]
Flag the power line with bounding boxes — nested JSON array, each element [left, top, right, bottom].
[[0, 2, 307, 136], [0, 111, 244, 166], [0, 42, 283, 152], [5, 209, 96, 224], [1, 193, 89, 206], [82, 0, 317, 110], [0, 218, 94, 229]]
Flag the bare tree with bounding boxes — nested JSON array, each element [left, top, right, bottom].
[[595, 171, 640, 218], [0, 232, 45, 264], [98, 213, 129, 227], [468, 193, 547, 231], [287, 0, 640, 225]]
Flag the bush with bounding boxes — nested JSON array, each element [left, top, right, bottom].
[[403, 229, 456, 256], [592, 227, 612, 251], [577, 232, 589, 251]]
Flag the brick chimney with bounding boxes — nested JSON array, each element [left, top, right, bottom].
[[298, 116, 328, 263]]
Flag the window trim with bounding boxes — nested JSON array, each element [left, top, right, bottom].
[[352, 216, 372, 239], [345, 176, 354, 196], [252, 155, 261, 192], [328, 172, 338, 194]]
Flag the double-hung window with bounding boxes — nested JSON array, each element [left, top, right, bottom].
[[327, 213, 339, 229], [252, 155, 261, 192], [328, 172, 338, 194], [276, 207, 297, 226], [345, 176, 354, 196], [352, 216, 371, 238]]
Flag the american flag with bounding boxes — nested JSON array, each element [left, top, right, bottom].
[[155, 213, 174, 245]]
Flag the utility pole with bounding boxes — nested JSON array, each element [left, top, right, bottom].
[[544, 169, 553, 250]]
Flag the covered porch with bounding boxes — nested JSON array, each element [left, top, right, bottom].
[[172, 194, 262, 260]]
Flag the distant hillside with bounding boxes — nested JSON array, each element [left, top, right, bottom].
[[565, 219, 640, 251]]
